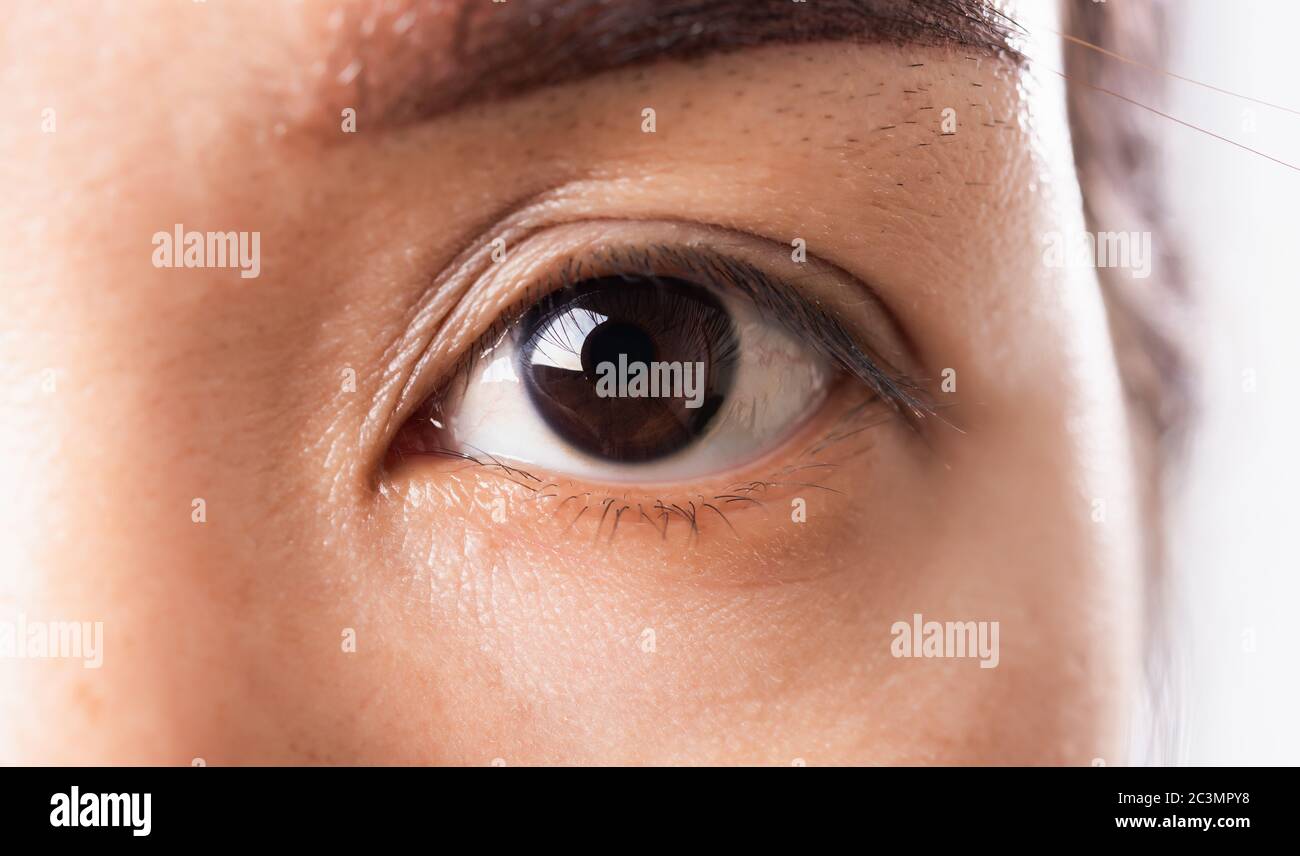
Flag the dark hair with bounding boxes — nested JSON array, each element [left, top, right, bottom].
[[1063, 0, 1190, 762]]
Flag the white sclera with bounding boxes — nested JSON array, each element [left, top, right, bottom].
[[445, 291, 831, 484]]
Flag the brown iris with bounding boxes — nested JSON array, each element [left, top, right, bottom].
[[517, 276, 739, 463]]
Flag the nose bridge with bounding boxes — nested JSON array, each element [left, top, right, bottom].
[[0, 256, 327, 761], [0, 341, 218, 761], [0, 0, 496, 767], [0, 309, 463, 764]]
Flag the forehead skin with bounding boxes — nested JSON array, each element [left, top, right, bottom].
[[0, 1, 1138, 763]]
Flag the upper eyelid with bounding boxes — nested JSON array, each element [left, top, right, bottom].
[[378, 180, 594, 440], [635, 244, 934, 423], [427, 239, 935, 431]]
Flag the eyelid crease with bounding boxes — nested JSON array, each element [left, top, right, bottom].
[[426, 241, 937, 436]]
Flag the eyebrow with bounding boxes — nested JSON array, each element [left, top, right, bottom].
[[305, 0, 1021, 132]]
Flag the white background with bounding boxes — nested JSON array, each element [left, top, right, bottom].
[[1163, 0, 1300, 765]]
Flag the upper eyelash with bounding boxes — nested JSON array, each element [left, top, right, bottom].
[[648, 244, 935, 425], [432, 242, 936, 428]]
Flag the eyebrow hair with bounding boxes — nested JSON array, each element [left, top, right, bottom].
[[308, 0, 1021, 132]]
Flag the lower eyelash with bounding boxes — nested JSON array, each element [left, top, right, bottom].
[[432, 450, 840, 545], [414, 389, 892, 546]]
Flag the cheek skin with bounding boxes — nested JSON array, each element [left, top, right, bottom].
[[369, 397, 928, 763], [0, 2, 1141, 764]]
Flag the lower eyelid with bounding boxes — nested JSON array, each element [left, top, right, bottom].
[[384, 382, 893, 552]]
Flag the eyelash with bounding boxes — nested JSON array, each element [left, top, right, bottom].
[[411, 392, 896, 545], [427, 242, 933, 426]]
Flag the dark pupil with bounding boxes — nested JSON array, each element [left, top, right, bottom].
[[580, 321, 656, 376], [518, 276, 738, 464]]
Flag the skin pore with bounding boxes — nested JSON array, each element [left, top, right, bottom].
[[0, 1, 1141, 763]]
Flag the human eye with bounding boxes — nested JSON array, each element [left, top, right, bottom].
[[423, 266, 835, 483], [386, 219, 931, 539]]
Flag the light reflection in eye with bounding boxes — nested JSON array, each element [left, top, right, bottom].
[[527, 308, 606, 373]]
